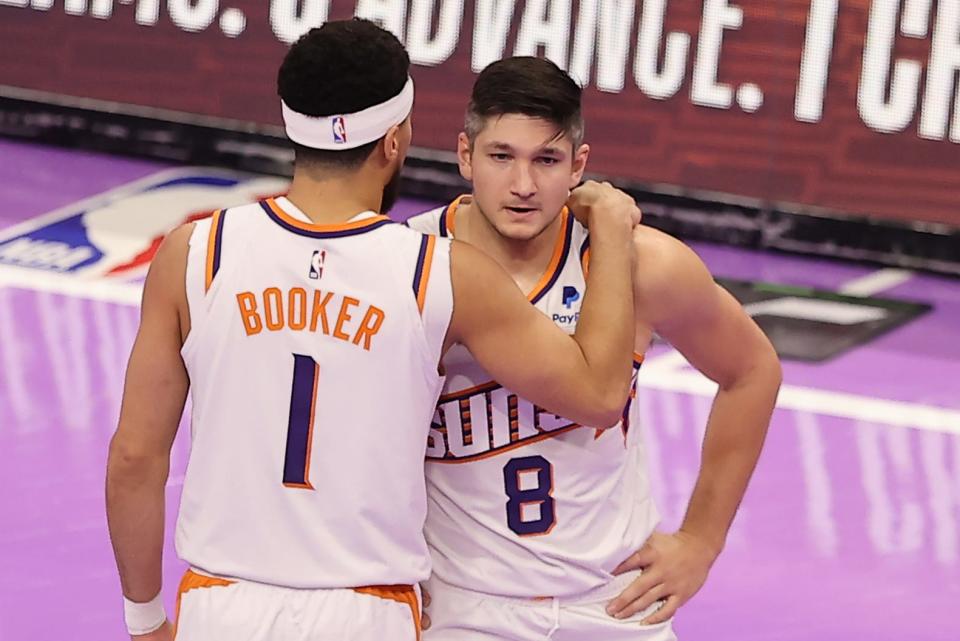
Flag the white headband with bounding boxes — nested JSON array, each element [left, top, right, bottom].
[[281, 77, 414, 150]]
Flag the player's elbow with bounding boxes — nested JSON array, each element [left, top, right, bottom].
[[556, 389, 624, 429], [751, 340, 783, 392], [587, 385, 631, 429], [721, 339, 782, 396], [767, 352, 783, 389], [601, 397, 628, 429], [106, 432, 167, 486]]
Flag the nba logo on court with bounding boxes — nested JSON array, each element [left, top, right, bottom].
[[309, 250, 326, 279], [562, 286, 580, 308], [0, 168, 288, 281], [332, 116, 347, 144]]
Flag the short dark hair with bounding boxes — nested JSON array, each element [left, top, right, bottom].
[[465, 56, 584, 149], [277, 19, 410, 171]]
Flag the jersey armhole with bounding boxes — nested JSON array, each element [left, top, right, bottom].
[[411, 234, 453, 368], [181, 217, 214, 360]]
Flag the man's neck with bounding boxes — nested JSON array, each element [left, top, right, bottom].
[[284, 169, 382, 224], [456, 198, 565, 293]]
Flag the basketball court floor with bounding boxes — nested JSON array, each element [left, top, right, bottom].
[[0, 139, 957, 640]]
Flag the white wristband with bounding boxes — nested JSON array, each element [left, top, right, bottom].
[[123, 592, 167, 636]]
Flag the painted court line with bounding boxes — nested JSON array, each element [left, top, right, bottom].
[[636, 367, 960, 435], [838, 268, 915, 297], [0, 264, 143, 305]]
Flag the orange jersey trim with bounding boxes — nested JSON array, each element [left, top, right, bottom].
[[442, 195, 470, 236], [204, 209, 223, 292], [438, 380, 501, 403], [264, 198, 390, 233], [415, 236, 436, 314], [442, 196, 569, 303], [173, 569, 236, 637], [428, 422, 581, 464], [354, 585, 421, 640], [526, 208, 570, 303]]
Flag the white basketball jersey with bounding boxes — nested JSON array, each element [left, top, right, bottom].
[[406, 198, 659, 598], [177, 196, 452, 589]]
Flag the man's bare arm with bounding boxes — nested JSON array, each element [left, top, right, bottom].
[[106, 224, 193, 629], [446, 182, 639, 428], [608, 227, 781, 622]]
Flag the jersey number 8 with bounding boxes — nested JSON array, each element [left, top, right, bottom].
[[503, 455, 556, 536]]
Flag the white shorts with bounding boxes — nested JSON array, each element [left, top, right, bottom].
[[422, 570, 675, 641], [173, 569, 422, 641]]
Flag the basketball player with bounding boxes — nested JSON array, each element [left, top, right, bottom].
[[406, 57, 782, 640], [105, 23, 641, 641]]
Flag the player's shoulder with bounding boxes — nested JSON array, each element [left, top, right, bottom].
[[141, 222, 195, 309], [375, 215, 455, 279], [228, 200, 268, 214], [631, 225, 717, 315], [158, 221, 197, 258], [578, 219, 686, 271], [404, 203, 449, 235], [631, 225, 690, 263], [214, 199, 270, 227]]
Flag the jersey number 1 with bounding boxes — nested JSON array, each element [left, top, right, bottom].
[[282, 354, 320, 489], [503, 455, 556, 536]]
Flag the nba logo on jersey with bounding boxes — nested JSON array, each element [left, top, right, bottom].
[[309, 250, 326, 279], [562, 286, 580, 308], [332, 116, 347, 144], [0, 169, 288, 282]]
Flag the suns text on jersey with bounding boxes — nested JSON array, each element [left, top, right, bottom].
[[236, 288, 384, 351], [426, 382, 578, 461]]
